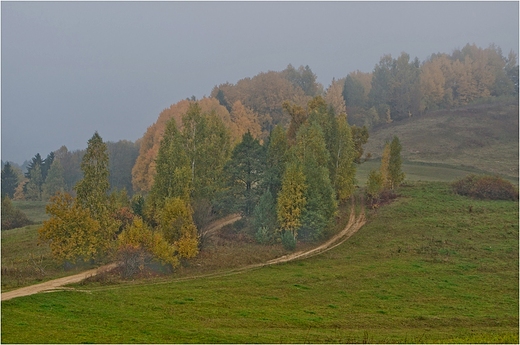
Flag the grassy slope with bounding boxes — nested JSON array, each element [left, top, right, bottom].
[[2, 182, 518, 343], [362, 102, 519, 180], [2, 201, 97, 291]]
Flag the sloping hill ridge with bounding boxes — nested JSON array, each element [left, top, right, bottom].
[[363, 101, 519, 179]]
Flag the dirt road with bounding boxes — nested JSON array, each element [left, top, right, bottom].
[[2, 208, 365, 301], [1, 263, 118, 301]]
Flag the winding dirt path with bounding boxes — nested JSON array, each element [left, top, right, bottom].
[[2, 207, 365, 301], [1, 264, 118, 301]]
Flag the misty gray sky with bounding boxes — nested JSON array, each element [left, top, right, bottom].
[[2, 1, 518, 164]]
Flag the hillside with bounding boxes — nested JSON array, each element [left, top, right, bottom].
[[362, 101, 519, 179], [2, 182, 517, 343]]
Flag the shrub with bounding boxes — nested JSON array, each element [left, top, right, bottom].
[[255, 226, 271, 245], [116, 245, 153, 279], [452, 175, 519, 201], [281, 231, 297, 251], [1, 197, 32, 230]]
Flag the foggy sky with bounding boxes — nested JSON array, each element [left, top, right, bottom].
[[2, 1, 518, 165]]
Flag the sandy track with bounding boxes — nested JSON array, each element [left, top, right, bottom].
[[2, 208, 365, 301], [1, 263, 118, 301], [1, 215, 241, 302]]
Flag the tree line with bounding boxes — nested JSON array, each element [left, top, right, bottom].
[[344, 43, 518, 127], [1, 140, 139, 202], [3, 43, 516, 203]]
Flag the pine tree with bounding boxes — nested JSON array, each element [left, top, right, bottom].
[[380, 143, 391, 189], [253, 190, 277, 244], [264, 125, 288, 197], [223, 131, 266, 216], [41, 152, 55, 181], [1, 162, 19, 198], [25, 163, 43, 201], [25, 153, 43, 179], [388, 136, 405, 189], [292, 122, 337, 241]]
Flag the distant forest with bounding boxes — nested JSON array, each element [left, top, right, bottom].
[[2, 43, 518, 201]]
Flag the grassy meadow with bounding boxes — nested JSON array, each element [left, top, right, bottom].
[[1, 182, 518, 343], [363, 101, 519, 181], [2, 101, 518, 343]]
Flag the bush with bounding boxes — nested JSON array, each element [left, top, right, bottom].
[[452, 175, 519, 201], [255, 226, 271, 245], [1, 197, 32, 230], [281, 231, 297, 251], [116, 245, 153, 279]]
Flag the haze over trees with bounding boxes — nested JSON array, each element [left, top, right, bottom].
[[344, 44, 518, 127], [7, 42, 517, 268]]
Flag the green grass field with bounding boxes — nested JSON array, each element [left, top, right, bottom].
[[2, 200, 99, 291], [363, 102, 519, 180], [11, 200, 49, 223], [2, 101, 518, 343], [2, 182, 517, 343]]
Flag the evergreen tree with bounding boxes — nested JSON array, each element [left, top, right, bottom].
[[292, 122, 337, 241], [42, 159, 65, 199], [388, 136, 405, 189], [25, 163, 43, 201], [253, 190, 277, 244], [380, 143, 391, 189], [41, 152, 55, 181], [223, 131, 266, 216], [264, 125, 288, 197], [25, 153, 43, 179], [1, 162, 18, 198]]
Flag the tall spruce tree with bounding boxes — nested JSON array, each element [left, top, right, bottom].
[[223, 131, 266, 216], [264, 125, 288, 197], [1, 162, 18, 198], [388, 136, 405, 189], [292, 122, 337, 241]]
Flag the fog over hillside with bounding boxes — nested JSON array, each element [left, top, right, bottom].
[[2, 1, 518, 164]]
